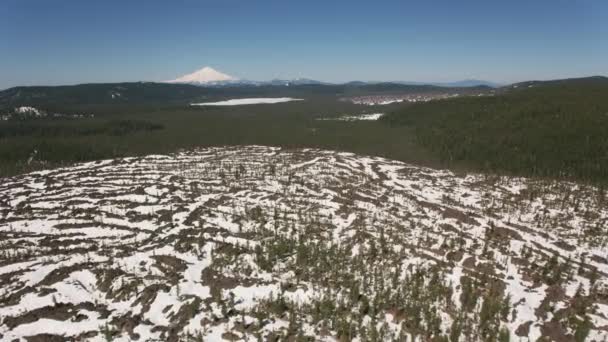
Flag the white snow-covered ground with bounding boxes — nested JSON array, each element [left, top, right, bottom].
[[1, 106, 93, 120], [346, 93, 463, 105], [1, 146, 607, 341], [318, 113, 385, 121], [191, 97, 303, 106], [15, 106, 44, 116]]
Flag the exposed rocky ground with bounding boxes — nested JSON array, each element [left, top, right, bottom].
[[1, 146, 607, 341]]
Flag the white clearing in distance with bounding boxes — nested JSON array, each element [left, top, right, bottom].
[[191, 98, 303, 106], [344, 113, 384, 120], [318, 113, 385, 121]]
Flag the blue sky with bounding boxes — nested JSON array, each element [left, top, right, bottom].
[[1, 0, 606, 89]]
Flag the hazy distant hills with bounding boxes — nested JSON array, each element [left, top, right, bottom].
[[428, 79, 502, 87], [0, 82, 490, 108], [506, 75, 608, 89], [0, 76, 605, 108], [0, 82, 210, 107], [163, 66, 499, 88]]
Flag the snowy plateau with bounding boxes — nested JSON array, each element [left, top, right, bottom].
[[1, 146, 608, 341]]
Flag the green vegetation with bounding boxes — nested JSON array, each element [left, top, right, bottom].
[[0, 82, 483, 107], [0, 119, 162, 139], [1, 77, 607, 185], [2, 144, 606, 340], [383, 76, 608, 184], [0, 98, 433, 177]]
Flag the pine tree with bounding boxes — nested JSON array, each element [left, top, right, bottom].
[[498, 326, 510, 342], [574, 317, 591, 342]]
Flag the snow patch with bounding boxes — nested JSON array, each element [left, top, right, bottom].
[[191, 98, 303, 106]]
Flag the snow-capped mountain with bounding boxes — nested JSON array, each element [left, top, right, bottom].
[[164, 67, 495, 88], [165, 67, 326, 87], [165, 66, 238, 85]]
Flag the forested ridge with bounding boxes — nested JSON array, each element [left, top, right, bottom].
[[383, 77, 608, 184], [1, 77, 607, 185]]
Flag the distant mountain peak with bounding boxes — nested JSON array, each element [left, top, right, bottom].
[[166, 66, 237, 85], [163, 68, 327, 87]]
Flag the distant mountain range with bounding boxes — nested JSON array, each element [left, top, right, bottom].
[[165, 66, 500, 88], [425, 80, 502, 88], [1, 73, 605, 108], [164, 67, 328, 87]]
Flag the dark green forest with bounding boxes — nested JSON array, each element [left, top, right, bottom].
[[383, 76, 608, 184], [0, 82, 485, 107], [1, 77, 607, 185], [0, 98, 428, 177]]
